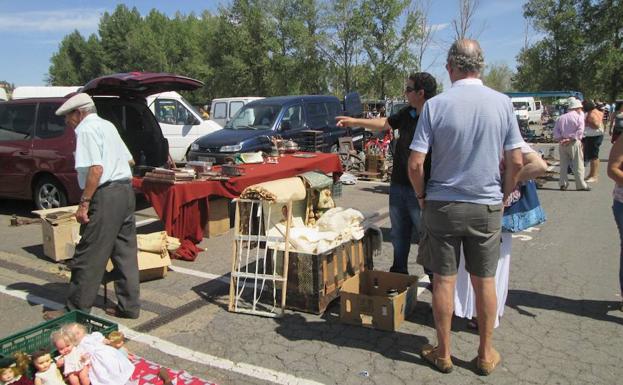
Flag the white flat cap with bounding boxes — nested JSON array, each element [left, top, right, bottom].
[[55, 93, 95, 116], [567, 98, 583, 110]]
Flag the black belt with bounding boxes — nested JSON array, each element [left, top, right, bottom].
[[98, 179, 131, 189]]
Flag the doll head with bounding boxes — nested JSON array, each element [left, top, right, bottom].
[[31, 349, 52, 373], [0, 366, 16, 382], [60, 323, 87, 345], [51, 330, 74, 356], [107, 331, 125, 349]]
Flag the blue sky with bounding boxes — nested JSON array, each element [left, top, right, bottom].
[[0, 1, 534, 89]]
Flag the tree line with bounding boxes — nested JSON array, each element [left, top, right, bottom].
[[46, 0, 425, 104], [14, 0, 620, 104], [514, 0, 623, 101]]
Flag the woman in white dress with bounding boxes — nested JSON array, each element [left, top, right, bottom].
[[454, 143, 547, 328]]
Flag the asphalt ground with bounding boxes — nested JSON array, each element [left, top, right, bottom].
[[0, 138, 622, 384]]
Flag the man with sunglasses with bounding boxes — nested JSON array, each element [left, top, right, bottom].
[[336, 72, 437, 275]]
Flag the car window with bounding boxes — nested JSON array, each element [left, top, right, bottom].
[[230, 101, 244, 118], [325, 102, 340, 125], [283, 105, 302, 129], [0, 103, 35, 141], [213, 102, 227, 119], [154, 99, 193, 125], [35, 103, 65, 139], [307, 102, 328, 128], [226, 104, 278, 130]]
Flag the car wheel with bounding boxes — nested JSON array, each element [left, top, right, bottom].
[[34, 176, 68, 210]]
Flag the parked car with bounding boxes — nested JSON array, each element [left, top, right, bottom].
[[210, 96, 264, 127], [0, 72, 203, 210], [187, 93, 365, 164], [511, 96, 543, 124], [147, 91, 222, 163]]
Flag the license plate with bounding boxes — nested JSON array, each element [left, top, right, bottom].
[[352, 135, 363, 141]]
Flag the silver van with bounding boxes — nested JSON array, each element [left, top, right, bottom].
[[210, 97, 264, 127]]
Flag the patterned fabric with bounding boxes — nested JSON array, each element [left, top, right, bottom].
[[130, 356, 216, 385], [502, 180, 546, 232]]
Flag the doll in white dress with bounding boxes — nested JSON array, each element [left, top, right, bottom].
[[31, 350, 65, 385], [61, 324, 135, 385], [51, 330, 90, 385]]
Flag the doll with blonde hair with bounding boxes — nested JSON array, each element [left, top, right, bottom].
[[61, 324, 134, 385], [50, 329, 90, 385]]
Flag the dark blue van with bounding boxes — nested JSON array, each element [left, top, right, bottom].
[[187, 94, 364, 163]]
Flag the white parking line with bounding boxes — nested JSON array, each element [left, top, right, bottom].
[[0, 285, 324, 385]]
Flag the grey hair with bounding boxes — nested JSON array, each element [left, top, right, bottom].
[[79, 105, 97, 114], [447, 39, 485, 74]]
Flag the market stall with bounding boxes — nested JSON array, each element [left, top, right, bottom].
[[133, 153, 343, 260]]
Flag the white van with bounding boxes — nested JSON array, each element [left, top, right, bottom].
[[511, 97, 543, 124], [147, 91, 222, 163], [210, 97, 264, 127], [12, 86, 80, 99]]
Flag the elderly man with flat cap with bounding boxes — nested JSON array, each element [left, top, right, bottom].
[[44, 93, 140, 320]]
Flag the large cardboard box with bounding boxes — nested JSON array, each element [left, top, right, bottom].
[[106, 232, 172, 282], [203, 197, 231, 238], [340, 270, 418, 331], [33, 206, 80, 262]]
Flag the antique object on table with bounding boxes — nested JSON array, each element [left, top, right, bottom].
[[221, 164, 244, 177], [186, 161, 212, 174], [283, 140, 299, 153]]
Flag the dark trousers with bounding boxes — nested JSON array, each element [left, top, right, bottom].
[[66, 181, 140, 316]]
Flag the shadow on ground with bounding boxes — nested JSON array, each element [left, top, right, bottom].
[[507, 289, 623, 325]]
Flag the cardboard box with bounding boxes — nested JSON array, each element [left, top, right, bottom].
[[203, 197, 231, 238], [32, 206, 80, 262], [340, 270, 418, 331], [106, 232, 172, 282]]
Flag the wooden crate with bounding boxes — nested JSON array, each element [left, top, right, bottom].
[[273, 228, 379, 314]]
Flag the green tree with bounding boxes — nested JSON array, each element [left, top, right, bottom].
[[579, 0, 623, 100], [48, 31, 106, 85], [482, 62, 514, 92], [514, 0, 587, 92], [320, 0, 367, 94], [98, 5, 143, 72], [361, 0, 422, 99]]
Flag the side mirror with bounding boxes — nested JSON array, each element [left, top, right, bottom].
[[528, 107, 532, 111], [186, 115, 199, 125], [280, 121, 291, 131]]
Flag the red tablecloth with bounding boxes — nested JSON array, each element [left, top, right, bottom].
[[134, 153, 342, 260]]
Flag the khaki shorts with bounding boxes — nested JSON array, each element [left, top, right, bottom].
[[416, 201, 502, 277]]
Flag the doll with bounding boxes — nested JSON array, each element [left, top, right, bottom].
[[105, 331, 130, 360], [30, 350, 64, 385], [61, 323, 134, 385], [51, 330, 90, 385], [0, 363, 34, 385]]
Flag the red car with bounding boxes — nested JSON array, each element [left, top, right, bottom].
[[0, 72, 202, 209]]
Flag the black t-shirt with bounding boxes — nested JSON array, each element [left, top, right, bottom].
[[387, 106, 431, 186]]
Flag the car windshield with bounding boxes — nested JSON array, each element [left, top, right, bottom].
[[225, 104, 280, 130], [513, 102, 529, 110]]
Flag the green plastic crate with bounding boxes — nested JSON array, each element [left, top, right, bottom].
[[0, 310, 117, 360]]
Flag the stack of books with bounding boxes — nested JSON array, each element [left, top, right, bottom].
[[143, 168, 196, 184]]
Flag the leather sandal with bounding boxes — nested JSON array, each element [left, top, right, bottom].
[[421, 344, 453, 373], [105, 306, 139, 319], [476, 348, 501, 376]]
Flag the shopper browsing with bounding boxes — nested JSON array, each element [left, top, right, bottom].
[[408, 39, 524, 375]]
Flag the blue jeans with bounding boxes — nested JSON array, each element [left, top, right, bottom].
[[389, 183, 421, 274], [612, 200, 623, 293]]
